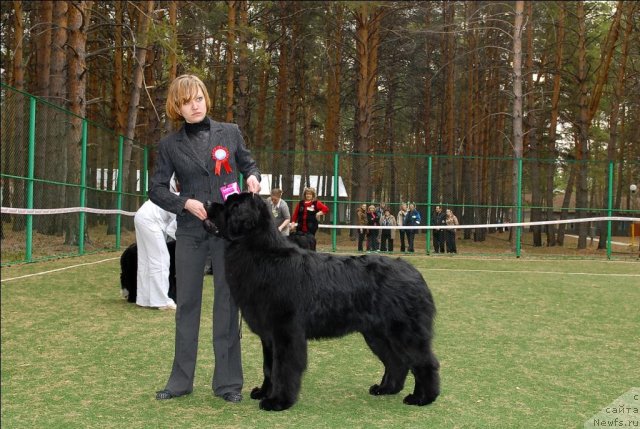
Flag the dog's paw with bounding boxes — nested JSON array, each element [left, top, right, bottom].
[[403, 393, 436, 406], [259, 397, 293, 412], [369, 384, 384, 395], [250, 386, 267, 400]]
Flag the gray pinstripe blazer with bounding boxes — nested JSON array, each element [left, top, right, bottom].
[[149, 117, 261, 230]]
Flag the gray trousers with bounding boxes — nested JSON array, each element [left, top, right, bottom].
[[164, 227, 243, 396]]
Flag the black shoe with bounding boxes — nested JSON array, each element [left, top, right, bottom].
[[156, 390, 180, 400], [217, 392, 243, 403]]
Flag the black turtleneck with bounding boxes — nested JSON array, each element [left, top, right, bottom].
[[184, 119, 211, 160], [184, 119, 210, 137]]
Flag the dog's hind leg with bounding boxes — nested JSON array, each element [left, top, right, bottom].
[[259, 327, 307, 411], [403, 349, 440, 406], [251, 337, 273, 400], [363, 332, 408, 396]]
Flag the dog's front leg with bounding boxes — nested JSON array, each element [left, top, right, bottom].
[[250, 337, 273, 400], [259, 326, 307, 411]]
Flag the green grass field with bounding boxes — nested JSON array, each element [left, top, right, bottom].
[[1, 253, 638, 428]]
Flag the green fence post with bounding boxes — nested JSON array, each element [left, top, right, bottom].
[[143, 145, 149, 198], [332, 152, 339, 252], [25, 96, 37, 262], [116, 136, 124, 249], [78, 119, 88, 255], [516, 157, 523, 258], [426, 156, 433, 255], [607, 161, 614, 260]]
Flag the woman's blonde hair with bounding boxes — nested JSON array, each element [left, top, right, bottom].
[[165, 74, 212, 121], [303, 187, 316, 200]]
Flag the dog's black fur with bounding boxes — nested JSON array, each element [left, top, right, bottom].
[[119, 240, 177, 303], [287, 230, 316, 251], [204, 193, 439, 411]]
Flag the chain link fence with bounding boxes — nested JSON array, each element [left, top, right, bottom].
[[2, 84, 639, 265]]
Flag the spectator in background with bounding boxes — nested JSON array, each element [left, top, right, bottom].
[[396, 203, 408, 252], [432, 205, 446, 253], [367, 204, 380, 252], [356, 203, 368, 252], [265, 188, 290, 236], [445, 208, 459, 254], [380, 208, 397, 252], [404, 203, 421, 253], [291, 187, 329, 239]]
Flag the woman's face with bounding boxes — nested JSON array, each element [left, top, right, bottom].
[[179, 88, 207, 124], [304, 192, 313, 201]]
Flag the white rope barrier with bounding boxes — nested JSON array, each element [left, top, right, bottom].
[[316, 216, 640, 230], [1, 206, 137, 216], [1, 206, 637, 230]]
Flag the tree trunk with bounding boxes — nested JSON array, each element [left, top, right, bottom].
[[575, 1, 590, 250], [122, 0, 154, 227], [511, 1, 525, 249], [525, 1, 543, 247], [352, 4, 382, 212], [64, 1, 93, 245], [44, 0, 69, 236], [33, 0, 53, 232], [273, 26, 288, 190], [254, 39, 270, 155], [599, 2, 634, 249], [324, 2, 343, 155], [225, 0, 237, 122], [9, 1, 26, 232], [557, 156, 577, 246], [236, 0, 249, 140], [545, 2, 564, 247], [442, 1, 456, 204], [165, 0, 178, 133]]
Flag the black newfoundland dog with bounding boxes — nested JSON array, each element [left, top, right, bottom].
[[204, 193, 439, 411], [119, 240, 177, 303]]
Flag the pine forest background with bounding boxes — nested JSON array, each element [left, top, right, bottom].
[[1, 0, 639, 253]]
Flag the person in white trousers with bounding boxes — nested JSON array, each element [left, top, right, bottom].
[[135, 177, 179, 310]]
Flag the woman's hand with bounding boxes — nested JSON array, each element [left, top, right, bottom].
[[185, 198, 208, 221], [246, 175, 261, 194]]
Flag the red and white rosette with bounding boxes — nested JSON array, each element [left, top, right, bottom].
[[212, 145, 232, 175]]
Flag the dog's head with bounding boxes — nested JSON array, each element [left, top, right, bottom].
[[204, 192, 271, 240]]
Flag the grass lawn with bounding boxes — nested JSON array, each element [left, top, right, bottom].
[[1, 253, 638, 428]]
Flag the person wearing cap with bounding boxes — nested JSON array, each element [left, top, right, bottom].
[[291, 187, 329, 249]]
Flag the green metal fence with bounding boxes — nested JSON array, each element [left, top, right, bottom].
[[2, 84, 639, 266]]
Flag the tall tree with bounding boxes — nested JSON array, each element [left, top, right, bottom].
[[352, 3, 383, 209], [511, 1, 525, 247], [225, 0, 237, 122], [574, 0, 623, 249], [545, 2, 565, 247], [122, 0, 155, 216], [45, 0, 69, 235], [33, 1, 53, 232], [598, 2, 635, 249], [64, 0, 93, 244]]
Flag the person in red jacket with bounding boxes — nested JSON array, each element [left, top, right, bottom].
[[291, 187, 329, 243]]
